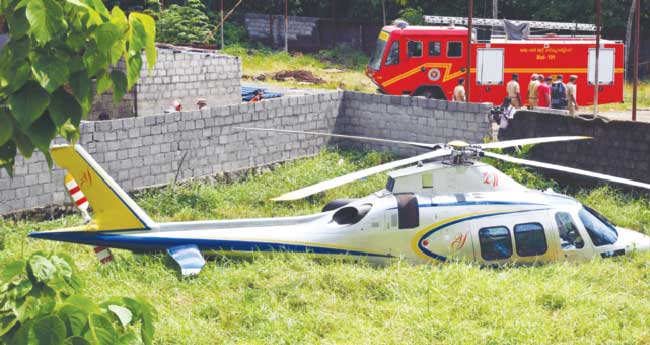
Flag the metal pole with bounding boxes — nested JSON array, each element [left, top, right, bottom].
[[466, 0, 473, 101], [632, 0, 640, 121], [220, 0, 224, 49], [594, 0, 600, 116], [284, 0, 288, 52], [381, 0, 386, 26]]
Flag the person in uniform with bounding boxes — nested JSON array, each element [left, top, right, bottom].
[[506, 74, 522, 109], [567, 75, 579, 116], [453, 78, 466, 102], [527, 73, 539, 110]]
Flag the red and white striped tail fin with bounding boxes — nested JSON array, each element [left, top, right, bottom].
[[93, 246, 114, 264], [65, 173, 91, 223]]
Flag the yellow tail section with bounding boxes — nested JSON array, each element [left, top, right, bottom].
[[51, 145, 155, 231]]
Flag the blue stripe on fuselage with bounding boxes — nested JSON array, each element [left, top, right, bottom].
[[28, 231, 394, 258]]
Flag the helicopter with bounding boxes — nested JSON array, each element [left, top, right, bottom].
[[29, 129, 650, 275]]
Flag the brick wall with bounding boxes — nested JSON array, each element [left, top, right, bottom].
[[88, 48, 241, 119], [501, 111, 650, 185], [336, 92, 493, 156], [0, 91, 494, 215]]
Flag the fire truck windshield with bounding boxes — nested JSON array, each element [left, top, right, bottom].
[[368, 33, 389, 70]]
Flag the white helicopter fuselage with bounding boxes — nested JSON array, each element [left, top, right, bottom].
[[34, 160, 649, 265]]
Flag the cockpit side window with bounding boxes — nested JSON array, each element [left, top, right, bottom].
[[555, 212, 585, 249], [578, 206, 618, 246]]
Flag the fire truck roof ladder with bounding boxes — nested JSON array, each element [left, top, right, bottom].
[[423, 16, 596, 32]]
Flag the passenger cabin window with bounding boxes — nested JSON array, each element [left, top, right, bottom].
[[479, 226, 512, 261], [428, 41, 441, 56], [555, 212, 585, 249], [514, 223, 547, 257], [447, 41, 462, 58], [407, 41, 422, 58], [385, 41, 400, 66], [578, 206, 618, 246]]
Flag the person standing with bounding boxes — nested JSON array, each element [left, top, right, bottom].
[[551, 75, 568, 110], [497, 96, 516, 140], [506, 74, 522, 109], [537, 75, 552, 108], [527, 74, 539, 110], [567, 75, 579, 116], [453, 78, 466, 102]]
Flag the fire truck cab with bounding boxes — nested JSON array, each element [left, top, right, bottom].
[[366, 17, 624, 106]]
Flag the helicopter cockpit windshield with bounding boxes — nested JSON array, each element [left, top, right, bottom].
[[578, 206, 618, 246]]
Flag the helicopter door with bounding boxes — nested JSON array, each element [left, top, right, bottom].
[[395, 194, 419, 229], [553, 211, 594, 262]]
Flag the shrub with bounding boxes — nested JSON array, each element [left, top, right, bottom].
[[0, 253, 156, 344], [157, 0, 214, 45]]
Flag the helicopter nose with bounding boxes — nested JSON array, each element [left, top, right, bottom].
[[616, 227, 650, 252]]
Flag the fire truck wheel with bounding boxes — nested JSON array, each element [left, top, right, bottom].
[[413, 86, 445, 100]]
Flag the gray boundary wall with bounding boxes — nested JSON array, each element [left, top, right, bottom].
[[502, 111, 650, 186], [88, 48, 242, 119], [0, 91, 493, 215]]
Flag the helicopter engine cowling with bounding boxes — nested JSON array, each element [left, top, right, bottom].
[[332, 204, 372, 225], [322, 199, 359, 212]]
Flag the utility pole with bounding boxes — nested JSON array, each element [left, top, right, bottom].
[[220, 0, 224, 49], [284, 0, 288, 52], [594, 0, 600, 116], [382, 0, 386, 26], [632, 0, 640, 121], [492, 0, 497, 18], [466, 0, 473, 101]]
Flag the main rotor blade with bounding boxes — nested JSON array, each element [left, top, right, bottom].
[[484, 151, 650, 190], [479, 136, 591, 149], [273, 149, 452, 201], [237, 127, 439, 150]]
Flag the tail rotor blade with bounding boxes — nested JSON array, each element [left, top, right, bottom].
[[273, 149, 452, 201], [479, 136, 591, 149], [237, 127, 440, 150], [484, 151, 650, 191]]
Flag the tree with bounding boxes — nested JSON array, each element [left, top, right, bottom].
[[157, 0, 213, 45], [0, 0, 157, 175]]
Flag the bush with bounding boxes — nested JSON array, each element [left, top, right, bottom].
[[397, 7, 424, 25], [318, 44, 369, 70], [157, 0, 214, 45], [0, 253, 156, 344]]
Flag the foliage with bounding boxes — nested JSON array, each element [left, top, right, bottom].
[[0, 252, 156, 345], [3, 150, 650, 344], [397, 7, 424, 25], [157, 0, 213, 45], [0, 0, 156, 175], [318, 44, 370, 70]]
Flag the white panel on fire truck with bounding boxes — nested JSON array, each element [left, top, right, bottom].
[[588, 48, 615, 85], [476, 48, 504, 85]]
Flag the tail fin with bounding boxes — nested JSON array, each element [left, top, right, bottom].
[[51, 145, 155, 231]]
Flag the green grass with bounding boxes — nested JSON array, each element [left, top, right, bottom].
[[3, 150, 650, 344], [222, 44, 376, 93]]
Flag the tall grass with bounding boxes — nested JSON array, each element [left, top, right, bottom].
[[2, 150, 650, 344]]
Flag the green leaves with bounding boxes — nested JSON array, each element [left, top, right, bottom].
[[25, 0, 68, 44], [0, 254, 157, 344], [31, 55, 70, 93], [30, 315, 66, 345], [8, 82, 50, 130], [0, 0, 156, 174]]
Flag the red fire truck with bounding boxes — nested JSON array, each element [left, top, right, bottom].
[[366, 16, 624, 105]]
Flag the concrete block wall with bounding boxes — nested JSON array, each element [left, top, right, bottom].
[[88, 48, 242, 119], [0, 91, 342, 214], [501, 111, 650, 185], [0, 91, 496, 215], [245, 13, 318, 46], [337, 92, 494, 156]]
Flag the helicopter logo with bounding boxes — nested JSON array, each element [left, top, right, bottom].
[[450, 233, 469, 250]]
